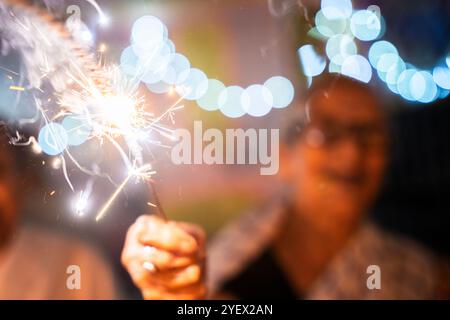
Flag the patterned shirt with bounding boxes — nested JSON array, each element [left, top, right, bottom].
[[207, 199, 450, 299]]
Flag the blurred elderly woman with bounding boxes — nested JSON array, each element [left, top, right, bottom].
[[122, 75, 449, 299]]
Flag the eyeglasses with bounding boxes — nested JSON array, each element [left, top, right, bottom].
[[303, 121, 387, 150]]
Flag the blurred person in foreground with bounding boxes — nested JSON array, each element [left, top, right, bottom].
[[0, 127, 117, 299], [122, 74, 450, 299]]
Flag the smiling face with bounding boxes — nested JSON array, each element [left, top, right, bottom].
[[282, 77, 388, 230]]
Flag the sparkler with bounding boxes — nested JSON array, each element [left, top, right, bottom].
[[0, 0, 178, 221]]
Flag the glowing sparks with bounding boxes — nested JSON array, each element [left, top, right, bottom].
[[99, 43, 107, 53], [10, 135, 43, 154], [94, 164, 155, 222], [99, 14, 110, 27], [2, 0, 180, 221], [9, 85, 25, 91], [95, 164, 156, 221], [75, 191, 89, 216], [98, 94, 139, 130], [52, 157, 62, 170], [82, 0, 110, 27], [95, 174, 131, 221]]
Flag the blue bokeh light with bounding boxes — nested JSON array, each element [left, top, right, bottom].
[[176, 68, 209, 101], [410, 71, 438, 103], [328, 61, 341, 73], [385, 58, 406, 86], [439, 88, 450, 99], [433, 66, 450, 90], [131, 16, 165, 50], [196, 79, 226, 111], [241, 84, 273, 117], [350, 10, 381, 41], [120, 46, 139, 76], [326, 34, 357, 66], [321, 0, 352, 20], [162, 53, 190, 85], [298, 44, 326, 77], [146, 81, 172, 94], [368, 41, 397, 70], [62, 115, 92, 146], [126, 15, 297, 117], [397, 69, 417, 101], [315, 10, 347, 38], [341, 55, 372, 83], [302, 3, 448, 104], [38, 123, 69, 156], [376, 53, 401, 73]]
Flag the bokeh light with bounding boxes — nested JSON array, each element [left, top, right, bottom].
[[341, 55, 372, 83], [385, 58, 406, 86], [410, 71, 438, 103], [218, 86, 246, 118], [123, 15, 296, 118], [162, 53, 190, 85], [131, 16, 165, 50], [38, 122, 69, 156], [176, 68, 209, 101], [376, 53, 401, 74], [315, 9, 347, 38], [145, 81, 172, 94], [264, 76, 295, 109], [321, 0, 352, 20], [368, 41, 397, 69], [62, 115, 92, 146], [326, 34, 357, 66], [196, 79, 226, 111], [328, 61, 341, 73], [438, 88, 450, 99], [397, 68, 417, 101], [298, 44, 326, 77], [120, 46, 139, 76], [433, 66, 450, 90], [241, 84, 273, 117], [350, 10, 381, 41], [301, 1, 448, 104]]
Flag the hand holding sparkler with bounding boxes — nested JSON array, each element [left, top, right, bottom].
[[121, 215, 206, 300]]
